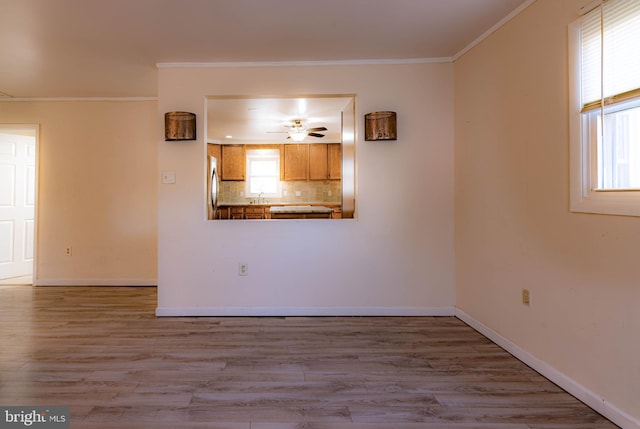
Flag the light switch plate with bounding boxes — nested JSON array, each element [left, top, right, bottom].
[[161, 171, 176, 184]]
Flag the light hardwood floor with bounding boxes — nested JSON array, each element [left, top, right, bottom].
[[0, 286, 618, 429]]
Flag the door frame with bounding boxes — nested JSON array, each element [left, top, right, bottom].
[[0, 124, 39, 283]]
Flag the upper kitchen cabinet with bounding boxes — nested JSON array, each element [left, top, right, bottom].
[[309, 144, 329, 180], [207, 143, 221, 160], [309, 143, 342, 180], [220, 145, 245, 181], [283, 144, 309, 181], [328, 144, 341, 180]]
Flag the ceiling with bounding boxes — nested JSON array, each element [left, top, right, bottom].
[[207, 96, 352, 144], [0, 0, 529, 98]]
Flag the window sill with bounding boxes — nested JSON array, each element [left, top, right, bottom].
[[570, 190, 640, 217], [593, 188, 640, 193]]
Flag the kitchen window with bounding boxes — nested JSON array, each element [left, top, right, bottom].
[[246, 149, 281, 198], [569, 0, 640, 216]]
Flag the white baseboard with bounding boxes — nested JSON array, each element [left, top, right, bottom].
[[155, 306, 456, 317], [455, 308, 639, 429], [34, 278, 157, 286], [23, 282, 635, 427]]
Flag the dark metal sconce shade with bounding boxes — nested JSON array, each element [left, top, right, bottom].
[[364, 111, 397, 141], [165, 111, 196, 141]]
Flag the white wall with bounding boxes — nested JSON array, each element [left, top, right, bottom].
[[156, 63, 455, 315], [0, 100, 158, 285], [455, 0, 640, 424]]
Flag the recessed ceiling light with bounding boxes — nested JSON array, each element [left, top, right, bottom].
[[225, 135, 233, 139]]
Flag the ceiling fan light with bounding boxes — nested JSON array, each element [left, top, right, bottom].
[[289, 130, 306, 142]]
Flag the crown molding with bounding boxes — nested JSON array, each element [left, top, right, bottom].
[[156, 57, 453, 69], [0, 96, 157, 102], [453, 0, 537, 62]]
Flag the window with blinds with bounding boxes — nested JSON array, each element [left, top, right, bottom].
[[580, 0, 640, 112], [569, 0, 640, 215]]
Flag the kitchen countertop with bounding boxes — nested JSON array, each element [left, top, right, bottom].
[[269, 205, 334, 214], [218, 202, 338, 207]]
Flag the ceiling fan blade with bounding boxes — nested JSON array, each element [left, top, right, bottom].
[[307, 132, 325, 138], [307, 127, 327, 132]]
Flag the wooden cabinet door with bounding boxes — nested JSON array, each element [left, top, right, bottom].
[[221, 145, 245, 181], [216, 207, 230, 219], [230, 207, 244, 219], [328, 144, 341, 180], [244, 206, 265, 219], [207, 143, 221, 160], [283, 144, 309, 181], [309, 144, 329, 180]]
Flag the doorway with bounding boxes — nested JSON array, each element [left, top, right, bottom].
[[0, 125, 37, 284]]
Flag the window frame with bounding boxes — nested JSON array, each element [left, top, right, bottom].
[[245, 148, 282, 198], [569, 12, 640, 217]]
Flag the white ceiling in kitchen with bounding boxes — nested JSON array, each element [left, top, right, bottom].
[[207, 96, 352, 144], [0, 0, 531, 98]]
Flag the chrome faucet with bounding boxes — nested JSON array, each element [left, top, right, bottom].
[[255, 192, 264, 204]]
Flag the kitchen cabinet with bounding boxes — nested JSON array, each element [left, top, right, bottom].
[[217, 204, 340, 220], [217, 206, 228, 219], [220, 145, 245, 181], [216, 207, 228, 219], [328, 144, 341, 180], [207, 143, 221, 160], [283, 144, 309, 181], [230, 206, 245, 219], [309, 144, 329, 180], [244, 206, 267, 219], [217, 205, 269, 220], [218, 143, 339, 182], [309, 143, 341, 180]]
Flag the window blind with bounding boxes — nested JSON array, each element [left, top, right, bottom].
[[580, 0, 640, 112]]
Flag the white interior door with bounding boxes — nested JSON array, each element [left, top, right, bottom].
[[0, 130, 36, 280]]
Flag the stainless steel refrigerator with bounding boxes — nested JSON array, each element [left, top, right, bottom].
[[207, 156, 219, 220]]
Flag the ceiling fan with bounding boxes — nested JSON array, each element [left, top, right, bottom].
[[268, 119, 327, 142]]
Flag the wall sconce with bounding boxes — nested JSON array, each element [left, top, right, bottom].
[[165, 112, 196, 141], [364, 111, 397, 141]]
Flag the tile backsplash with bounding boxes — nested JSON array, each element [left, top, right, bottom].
[[220, 180, 341, 204]]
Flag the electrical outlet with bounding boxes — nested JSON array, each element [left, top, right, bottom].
[[522, 289, 530, 305], [238, 263, 248, 276], [64, 246, 72, 256]]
